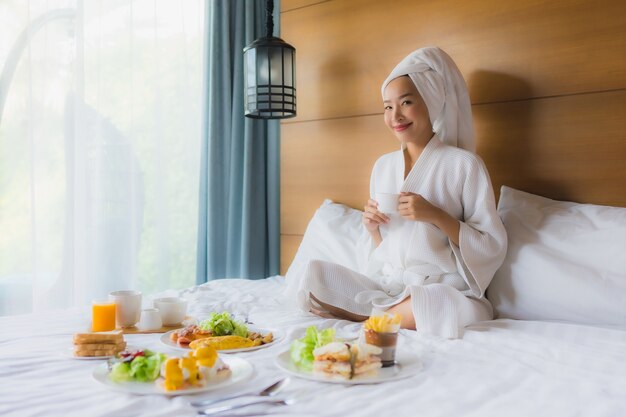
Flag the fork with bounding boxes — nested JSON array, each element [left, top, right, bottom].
[[197, 398, 296, 416], [191, 378, 289, 407]]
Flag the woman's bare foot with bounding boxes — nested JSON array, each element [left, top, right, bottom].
[[310, 293, 368, 322], [309, 307, 338, 319]]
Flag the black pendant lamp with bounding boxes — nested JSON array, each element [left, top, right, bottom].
[[244, 0, 296, 119]]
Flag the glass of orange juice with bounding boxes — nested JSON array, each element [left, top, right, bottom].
[[92, 300, 116, 332]]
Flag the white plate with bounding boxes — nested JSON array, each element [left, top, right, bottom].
[[63, 345, 139, 361], [274, 349, 422, 384], [92, 355, 253, 396], [160, 326, 284, 353]]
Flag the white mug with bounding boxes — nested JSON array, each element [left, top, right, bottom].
[[376, 192, 400, 214], [154, 297, 187, 326], [109, 290, 142, 328], [138, 308, 162, 331]]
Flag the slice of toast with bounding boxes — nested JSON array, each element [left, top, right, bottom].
[[73, 345, 124, 357], [73, 332, 123, 345], [73, 341, 127, 351]]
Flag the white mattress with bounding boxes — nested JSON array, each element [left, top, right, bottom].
[[1, 276, 625, 417]]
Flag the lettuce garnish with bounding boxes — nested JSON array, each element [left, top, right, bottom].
[[109, 349, 167, 383], [198, 311, 248, 337], [290, 326, 336, 371]]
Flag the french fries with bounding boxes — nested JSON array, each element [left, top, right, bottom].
[[364, 313, 401, 333]]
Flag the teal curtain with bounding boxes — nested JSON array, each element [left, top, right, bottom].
[[196, 0, 280, 283]]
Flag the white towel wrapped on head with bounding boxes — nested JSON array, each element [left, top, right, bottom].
[[381, 46, 475, 152]]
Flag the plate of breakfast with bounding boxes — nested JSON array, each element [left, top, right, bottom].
[[161, 325, 282, 353], [159, 311, 283, 353], [92, 347, 253, 396], [275, 344, 422, 385], [277, 321, 421, 384]]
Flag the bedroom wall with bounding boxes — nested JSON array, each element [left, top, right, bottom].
[[279, 0, 626, 274]]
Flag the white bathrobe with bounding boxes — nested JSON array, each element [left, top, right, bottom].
[[298, 136, 507, 338]]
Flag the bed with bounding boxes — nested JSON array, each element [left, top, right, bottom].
[[2, 186, 626, 417], [1, 280, 626, 417], [2, 1, 625, 414]]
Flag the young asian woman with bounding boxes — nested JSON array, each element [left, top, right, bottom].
[[290, 47, 507, 339]]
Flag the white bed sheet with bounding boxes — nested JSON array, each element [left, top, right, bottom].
[[1, 276, 625, 417]]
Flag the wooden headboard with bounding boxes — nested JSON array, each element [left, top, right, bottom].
[[279, 0, 626, 274]]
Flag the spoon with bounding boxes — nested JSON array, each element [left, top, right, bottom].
[[191, 377, 289, 407]]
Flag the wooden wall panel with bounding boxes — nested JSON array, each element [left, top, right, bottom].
[[281, 116, 396, 235], [282, 0, 626, 122], [282, 0, 330, 13], [279, 0, 626, 273], [280, 235, 303, 275], [475, 89, 626, 207], [282, 90, 626, 235]]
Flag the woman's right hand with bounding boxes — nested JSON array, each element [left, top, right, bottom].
[[362, 199, 389, 232]]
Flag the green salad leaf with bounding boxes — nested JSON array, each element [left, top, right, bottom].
[[198, 311, 248, 337], [109, 349, 167, 383], [290, 326, 336, 372], [109, 361, 132, 382]]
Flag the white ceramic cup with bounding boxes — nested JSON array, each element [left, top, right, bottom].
[[109, 290, 142, 328], [138, 308, 162, 331], [376, 192, 400, 214], [154, 297, 187, 326]]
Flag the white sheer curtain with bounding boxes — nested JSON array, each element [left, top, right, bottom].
[[0, 0, 204, 315]]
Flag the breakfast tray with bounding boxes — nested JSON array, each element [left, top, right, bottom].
[[115, 316, 194, 334]]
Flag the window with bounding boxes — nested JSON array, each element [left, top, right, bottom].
[[0, 0, 204, 315]]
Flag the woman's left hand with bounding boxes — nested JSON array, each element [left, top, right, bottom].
[[398, 192, 441, 223], [398, 192, 461, 245]]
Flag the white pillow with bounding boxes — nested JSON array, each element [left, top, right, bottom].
[[284, 200, 372, 296], [488, 186, 626, 326]]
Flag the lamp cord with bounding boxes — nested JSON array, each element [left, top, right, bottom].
[[265, 0, 274, 38]]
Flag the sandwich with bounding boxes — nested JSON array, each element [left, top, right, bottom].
[[312, 342, 353, 380], [312, 341, 382, 380], [350, 343, 382, 377]]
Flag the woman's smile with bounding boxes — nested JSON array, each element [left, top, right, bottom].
[[393, 122, 412, 132]]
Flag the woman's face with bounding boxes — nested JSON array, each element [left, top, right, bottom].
[[383, 76, 433, 146]]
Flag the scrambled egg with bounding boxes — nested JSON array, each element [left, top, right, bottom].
[[189, 335, 254, 350]]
